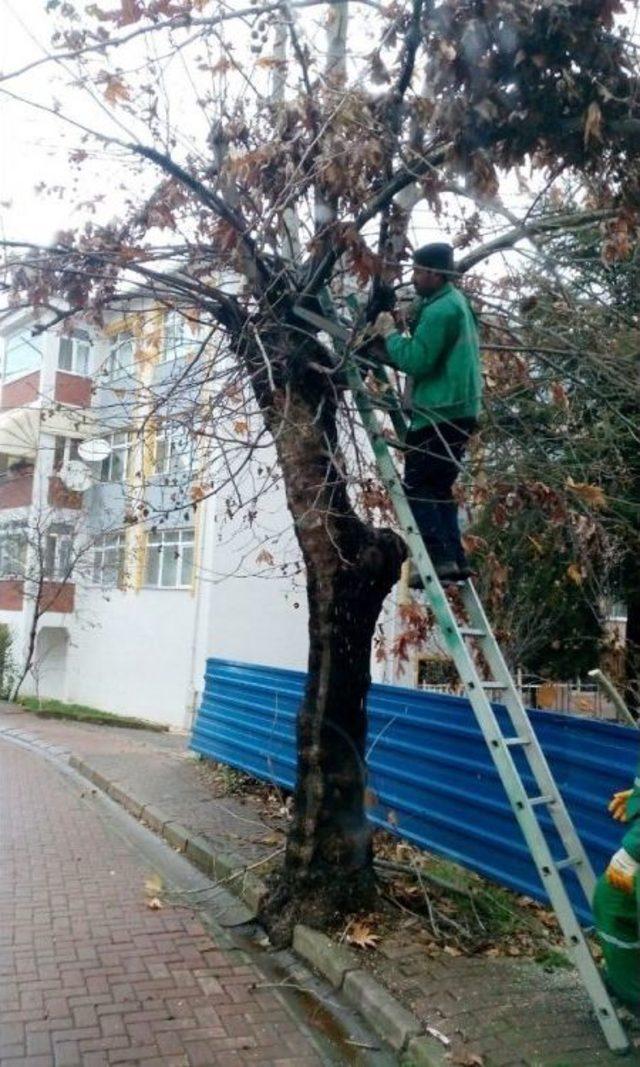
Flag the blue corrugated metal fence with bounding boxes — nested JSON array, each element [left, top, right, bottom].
[[191, 658, 639, 923]]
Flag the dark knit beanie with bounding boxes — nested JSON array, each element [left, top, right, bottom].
[[413, 242, 455, 274]]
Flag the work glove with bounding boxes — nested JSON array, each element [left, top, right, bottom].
[[605, 847, 639, 893], [608, 789, 633, 822], [373, 312, 397, 339]]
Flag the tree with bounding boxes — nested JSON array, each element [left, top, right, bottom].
[[2, 0, 640, 944], [468, 209, 640, 704], [0, 500, 123, 701]]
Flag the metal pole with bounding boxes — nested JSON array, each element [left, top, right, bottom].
[[588, 669, 639, 730]]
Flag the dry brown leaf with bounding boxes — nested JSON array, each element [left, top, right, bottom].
[[345, 921, 380, 950], [566, 562, 584, 585], [566, 477, 606, 509], [102, 74, 131, 106], [146, 897, 163, 910], [255, 548, 275, 567], [584, 101, 603, 147]]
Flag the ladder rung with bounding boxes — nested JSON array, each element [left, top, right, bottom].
[[459, 627, 486, 638], [503, 736, 530, 747], [481, 681, 508, 689], [529, 794, 555, 807], [555, 855, 582, 871]]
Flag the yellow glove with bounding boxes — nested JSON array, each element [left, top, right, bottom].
[[608, 789, 632, 823], [373, 312, 397, 339], [605, 848, 639, 894]]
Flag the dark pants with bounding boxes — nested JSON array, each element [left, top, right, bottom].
[[403, 419, 476, 567]]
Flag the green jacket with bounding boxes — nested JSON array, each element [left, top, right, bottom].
[[622, 772, 640, 862], [383, 283, 482, 430]]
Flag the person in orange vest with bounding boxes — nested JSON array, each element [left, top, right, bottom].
[[592, 774, 640, 1009]]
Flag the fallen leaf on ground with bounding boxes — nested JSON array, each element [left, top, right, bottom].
[[345, 921, 380, 950], [261, 834, 282, 846], [566, 477, 606, 509], [145, 873, 164, 896], [146, 897, 163, 910], [448, 1053, 485, 1066]]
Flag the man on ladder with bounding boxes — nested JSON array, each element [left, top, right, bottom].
[[372, 242, 482, 586]]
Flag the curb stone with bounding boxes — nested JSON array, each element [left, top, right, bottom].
[[163, 820, 189, 852], [65, 755, 448, 1059], [343, 969, 422, 1052], [401, 1034, 450, 1067], [293, 925, 360, 989], [186, 834, 215, 875], [141, 804, 172, 833]]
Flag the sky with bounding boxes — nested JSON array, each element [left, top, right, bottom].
[[0, 0, 156, 249], [0, 0, 458, 257], [3, 0, 631, 275], [0, 0, 77, 244]]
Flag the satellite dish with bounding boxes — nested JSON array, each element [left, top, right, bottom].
[[78, 437, 111, 463], [59, 460, 93, 493]]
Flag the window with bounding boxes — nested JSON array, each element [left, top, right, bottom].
[[144, 528, 194, 589], [53, 437, 81, 472], [155, 423, 193, 476], [103, 330, 134, 380], [93, 532, 126, 587], [44, 526, 73, 580], [58, 330, 90, 376], [162, 310, 199, 363], [100, 432, 131, 483], [3, 330, 42, 380], [0, 524, 27, 577]]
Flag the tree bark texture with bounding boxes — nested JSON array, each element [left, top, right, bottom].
[[624, 549, 640, 716], [247, 330, 405, 945]]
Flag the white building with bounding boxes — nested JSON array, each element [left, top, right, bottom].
[[0, 304, 421, 728]]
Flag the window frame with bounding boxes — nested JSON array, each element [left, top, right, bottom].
[[3, 329, 43, 382], [92, 531, 127, 587], [154, 422, 193, 477], [144, 527, 194, 590], [160, 309, 200, 365], [53, 436, 81, 473], [99, 431, 131, 484], [58, 329, 91, 377], [0, 522, 27, 578], [103, 329, 135, 381], [44, 526, 73, 582]]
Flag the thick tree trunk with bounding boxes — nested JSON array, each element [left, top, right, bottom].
[[259, 523, 403, 945], [249, 336, 405, 946], [624, 550, 640, 716]]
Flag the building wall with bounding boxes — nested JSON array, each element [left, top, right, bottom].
[[1, 371, 41, 410], [0, 305, 402, 727], [54, 371, 92, 407], [62, 586, 196, 726]]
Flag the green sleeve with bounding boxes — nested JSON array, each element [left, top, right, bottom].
[[384, 303, 458, 377], [622, 817, 640, 862]]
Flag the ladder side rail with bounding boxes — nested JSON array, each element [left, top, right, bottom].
[[461, 583, 598, 904]]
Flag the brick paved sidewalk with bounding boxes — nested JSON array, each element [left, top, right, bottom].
[[0, 736, 371, 1067], [1, 705, 639, 1067]]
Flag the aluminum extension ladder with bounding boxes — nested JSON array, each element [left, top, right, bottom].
[[294, 302, 629, 1053]]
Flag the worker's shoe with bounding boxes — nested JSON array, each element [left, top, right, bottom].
[[408, 560, 464, 589]]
